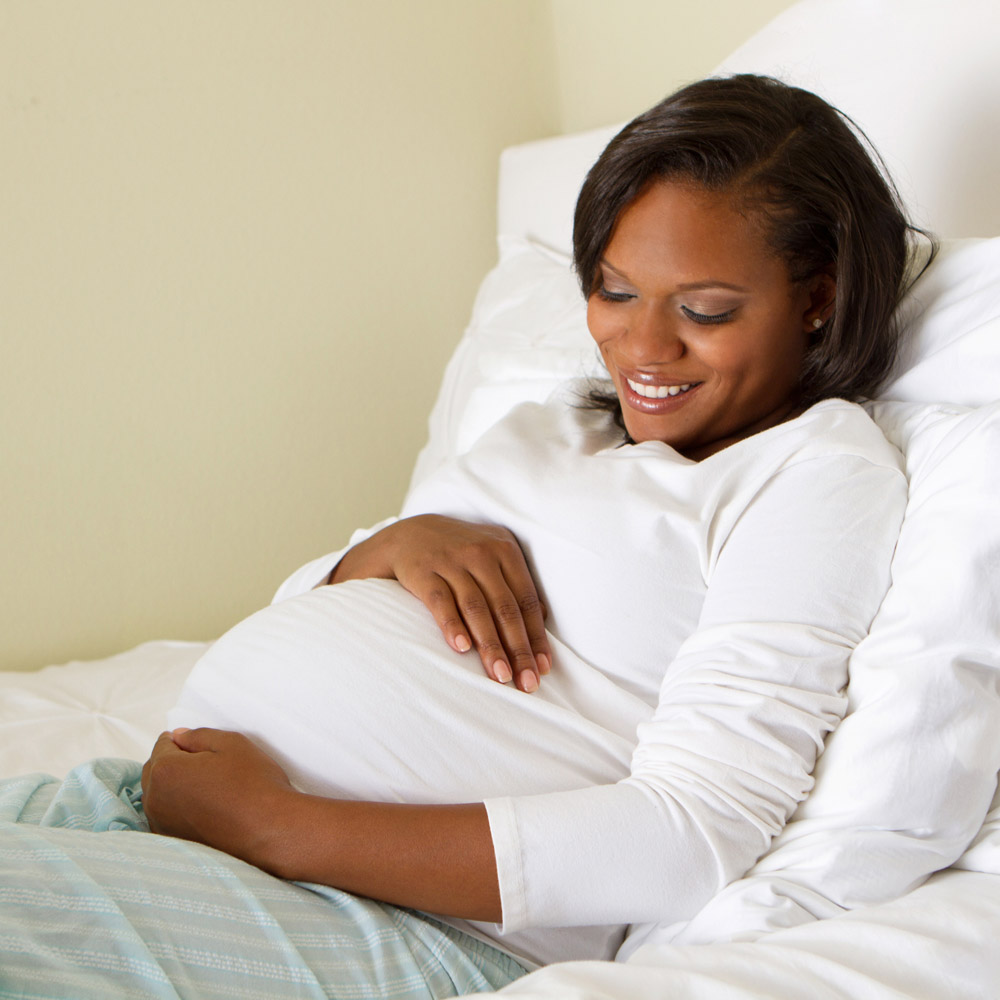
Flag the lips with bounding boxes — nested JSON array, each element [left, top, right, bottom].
[[625, 378, 695, 398], [619, 373, 703, 413]]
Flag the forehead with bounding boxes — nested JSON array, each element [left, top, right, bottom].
[[605, 180, 786, 287]]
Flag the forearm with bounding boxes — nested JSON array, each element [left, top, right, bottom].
[[262, 793, 502, 921], [143, 730, 503, 921]]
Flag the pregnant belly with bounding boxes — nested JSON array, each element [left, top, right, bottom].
[[168, 579, 649, 804]]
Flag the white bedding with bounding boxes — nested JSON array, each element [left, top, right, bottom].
[[489, 869, 1000, 999], [0, 640, 205, 779]]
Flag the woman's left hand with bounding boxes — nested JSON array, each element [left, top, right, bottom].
[[142, 727, 503, 920], [141, 727, 295, 869]]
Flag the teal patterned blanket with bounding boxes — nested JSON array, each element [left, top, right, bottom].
[[0, 759, 524, 999]]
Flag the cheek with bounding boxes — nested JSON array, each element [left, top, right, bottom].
[[687, 335, 748, 380], [585, 297, 605, 345], [586, 299, 624, 362], [711, 318, 808, 385]]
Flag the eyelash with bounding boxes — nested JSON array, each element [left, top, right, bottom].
[[596, 286, 633, 303], [680, 305, 736, 326], [596, 286, 736, 325]]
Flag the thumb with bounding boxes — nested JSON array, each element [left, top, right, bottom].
[[170, 726, 221, 753]]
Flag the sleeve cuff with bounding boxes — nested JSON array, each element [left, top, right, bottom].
[[270, 517, 399, 604], [484, 796, 528, 934]]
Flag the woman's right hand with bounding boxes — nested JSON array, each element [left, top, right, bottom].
[[328, 515, 551, 692]]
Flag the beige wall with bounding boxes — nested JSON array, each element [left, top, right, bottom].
[[2, 0, 792, 671], [549, 0, 795, 132], [1, 0, 558, 669]]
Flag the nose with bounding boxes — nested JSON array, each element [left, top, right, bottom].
[[622, 303, 685, 365]]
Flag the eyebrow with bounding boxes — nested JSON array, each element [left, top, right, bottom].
[[600, 258, 751, 294], [677, 280, 751, 293]]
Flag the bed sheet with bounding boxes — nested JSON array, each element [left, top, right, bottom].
[[477, 868, 1000, 999], [0, 640, 207, 780]]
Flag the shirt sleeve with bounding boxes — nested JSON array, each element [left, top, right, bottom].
[[483, 453, 908, 932], [270, 517, 399, 604]]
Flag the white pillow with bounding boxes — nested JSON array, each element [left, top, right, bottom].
[[882, 237, 1000, 406], [497, 127, 619, 253], [409, 236, 596, 489]]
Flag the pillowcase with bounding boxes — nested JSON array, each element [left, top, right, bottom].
[[712, 0, 1000, 239], [496, 125, 620, 254], [408, 236, 596, 489], [881, 237, 1000, 406]]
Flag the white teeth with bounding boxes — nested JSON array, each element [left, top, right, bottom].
[[626, 379, 693, 398]]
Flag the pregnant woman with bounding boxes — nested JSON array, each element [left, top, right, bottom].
[[1, 75, 919, 999]]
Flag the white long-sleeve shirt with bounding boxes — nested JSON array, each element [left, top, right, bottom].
[[175, 389, 906, 968]]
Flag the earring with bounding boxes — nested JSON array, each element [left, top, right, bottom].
[[812, 318, 823, 330]]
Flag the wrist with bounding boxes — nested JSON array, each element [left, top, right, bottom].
[[243, 785, 316, 880], [331, 523, 401, 584]]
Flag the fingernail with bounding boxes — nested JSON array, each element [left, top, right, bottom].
[[494, 660, 512, 684], [536, 653, 551, 675], [519, 670, 538, 693], [171, 727, 191, 735], [455, 635, 471, 652]]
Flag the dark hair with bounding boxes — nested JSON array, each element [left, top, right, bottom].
[[574, 74, 930, 422]]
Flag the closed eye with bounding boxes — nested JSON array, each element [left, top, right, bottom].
[[681, 305, 736, 325], [596, 285, 635, 303]]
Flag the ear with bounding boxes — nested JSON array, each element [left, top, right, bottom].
[[802, 268, 837, 332]]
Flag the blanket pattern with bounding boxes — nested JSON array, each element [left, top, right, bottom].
[[0, 759, 525, 999]]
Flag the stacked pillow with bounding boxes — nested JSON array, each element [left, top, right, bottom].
[[408, 236, 595, 490]]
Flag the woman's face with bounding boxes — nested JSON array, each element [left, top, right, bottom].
[[587, 180, 832, 459]]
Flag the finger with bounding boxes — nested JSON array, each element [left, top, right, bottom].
[[142, 731, 179, 790], [485, 583, 542, 693], [170, 726, 230, 753], [489, 536, 552, 679], [455, 566, 539, 692], [152, 730, 186, 758], [142, 731, 189, 807], [499, 568, 552, 677], [448, 573, 518, 685], [414, 573, 477, 657]]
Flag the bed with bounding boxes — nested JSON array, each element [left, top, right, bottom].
[[3, 0, 1000, 996]]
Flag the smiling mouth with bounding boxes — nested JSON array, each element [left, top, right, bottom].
[[626, 378, 698, 398]]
